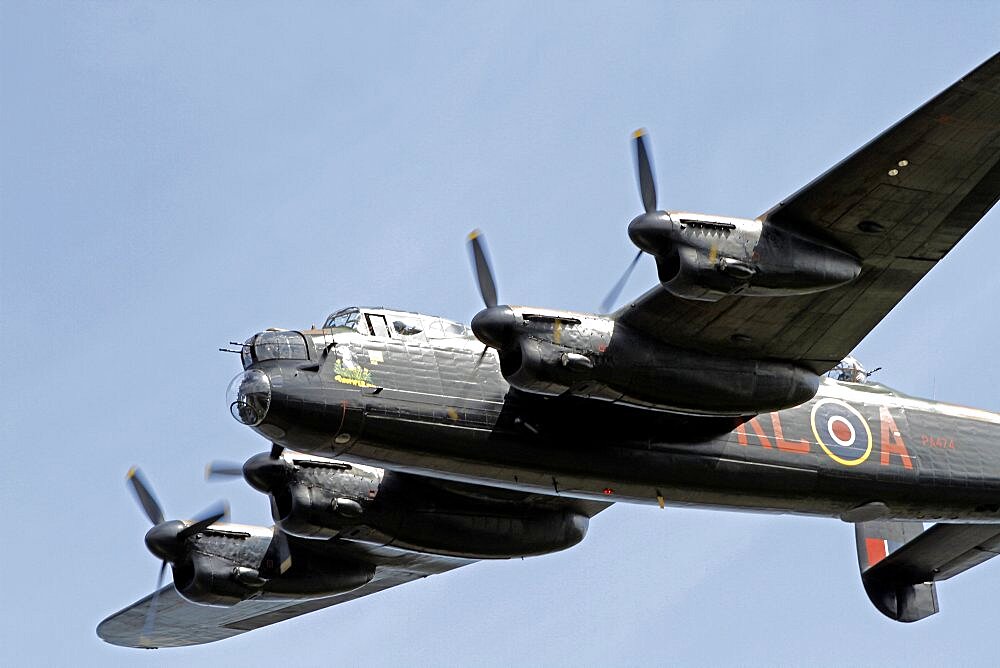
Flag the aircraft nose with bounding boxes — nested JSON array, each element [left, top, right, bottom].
[[227, 369, 272, 426]]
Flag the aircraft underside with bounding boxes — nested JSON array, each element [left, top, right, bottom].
[[100, 51, 1000, 646]]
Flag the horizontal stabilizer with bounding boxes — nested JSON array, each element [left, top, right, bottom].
[[864, 522, 1000, 583], [855, 520, 1000, 622]]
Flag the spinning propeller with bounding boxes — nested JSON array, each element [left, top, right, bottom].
[[600, 128, 669, 313], [126, 467, 229, 642], [468, 230, 498, 310], [467, 130, 668, 318], [205, 443, 290, 493], [205, 445, 295, 563], [466, 231, 516, 354]]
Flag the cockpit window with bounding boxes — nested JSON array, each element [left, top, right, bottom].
[[324, 309, 361, 331], [322, 308, 471, 341], [392, 315, 424, 336], [254, 331, 309, 362], [425, 319, 471, 339]]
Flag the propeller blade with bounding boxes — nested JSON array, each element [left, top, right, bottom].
[[269, 527, 293, 575], [474, 345, 490, 369], [632, 129, 657, 214], [127, 467, 165, 526], [467, 230, 498, 309], [600, 250, 644, 313], [140, 560, 169, 645], [205, 460, 244, 481], [270, 443, 284, 460], [177, 499, 229, 540]]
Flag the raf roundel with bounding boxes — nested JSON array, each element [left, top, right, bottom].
[[810, 398, 873, 466]]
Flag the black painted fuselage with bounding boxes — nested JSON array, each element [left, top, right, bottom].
[[233, 321, 1000, 523]]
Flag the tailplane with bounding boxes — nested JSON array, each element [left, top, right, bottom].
[[855, 520, 938, 622], [854, 519, 1000, 622]]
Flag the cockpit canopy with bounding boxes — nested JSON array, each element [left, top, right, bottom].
[[322, 307, 472, 341], [239, 308, 474, 370]]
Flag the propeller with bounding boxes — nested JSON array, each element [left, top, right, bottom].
[[205, 445, 291, 494], [205, 460, 243, 481], [266, 527, 293, 575], [143, 561, 168, 644], [633, 128, 657, 214], [467, 230, 498, 309], [601, 128, 669, 313], [466, 230, 516, 353], [126, 467, 229, 643], [203, 448, 293, 555], [600, 250, 643, 314], [127, 466, 165, 525]]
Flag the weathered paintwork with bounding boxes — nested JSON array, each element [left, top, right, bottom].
[[101, 53, 1000, 645], [234, 311, 1000, 523], [246, 449, 590, 558]]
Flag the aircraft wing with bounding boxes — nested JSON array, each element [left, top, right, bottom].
[[98, 492, 609, 649], [97, 545, 473, 649], [616, 52, 1000, 374]]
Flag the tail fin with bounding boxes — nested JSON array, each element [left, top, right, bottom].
[[854, 519, 1000, 621], [854, 520, 939, 622]]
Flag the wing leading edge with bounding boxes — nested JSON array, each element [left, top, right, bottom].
[[617, 52, 1000, 373], [98, 488, 610, 649], [97, 546, 473, 648]]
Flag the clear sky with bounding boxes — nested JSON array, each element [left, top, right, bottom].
[[3, 2, 1000, 666]]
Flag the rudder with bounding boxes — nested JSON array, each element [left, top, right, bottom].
[[854, 520, 939, 622]]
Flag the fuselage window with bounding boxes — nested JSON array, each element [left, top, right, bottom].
[[426, 319, 470, 339], [241, 336, 255, 369], [366, 313, 390, 338], [391, 315, 424, 336]]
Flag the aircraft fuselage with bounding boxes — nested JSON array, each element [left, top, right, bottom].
[[231, 321, 1000, 523]]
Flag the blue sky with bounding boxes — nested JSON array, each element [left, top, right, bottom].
[[3, 2, 1000, 666]]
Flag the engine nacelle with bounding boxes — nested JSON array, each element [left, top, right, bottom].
[[261, 455, 590, 558], [475, 307, 817, 415], [629, 211, 861, 302], [170, 523, 373, 607], [269, 460, 379, 539]]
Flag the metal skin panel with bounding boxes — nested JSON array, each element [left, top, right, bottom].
[[630, 211, 861, 302], [100, 55, 1000, 645], [615, 52, 1000, 373], [854, 520, 1000, 622], [247, 330, 1000, 523], [99, 461, 609, 648], [270, 459, 592, 557], [412, 305, 818, 415], [98, 542, 474, 648], [854, 520, 938, 622]]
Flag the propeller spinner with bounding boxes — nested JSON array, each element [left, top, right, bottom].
[[205, 444, 291, 493]]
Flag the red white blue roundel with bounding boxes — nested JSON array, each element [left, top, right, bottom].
[[810, 398, 873, 466]]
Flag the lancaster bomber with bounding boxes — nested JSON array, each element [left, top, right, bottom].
[[99, 52, 1000, 647]]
